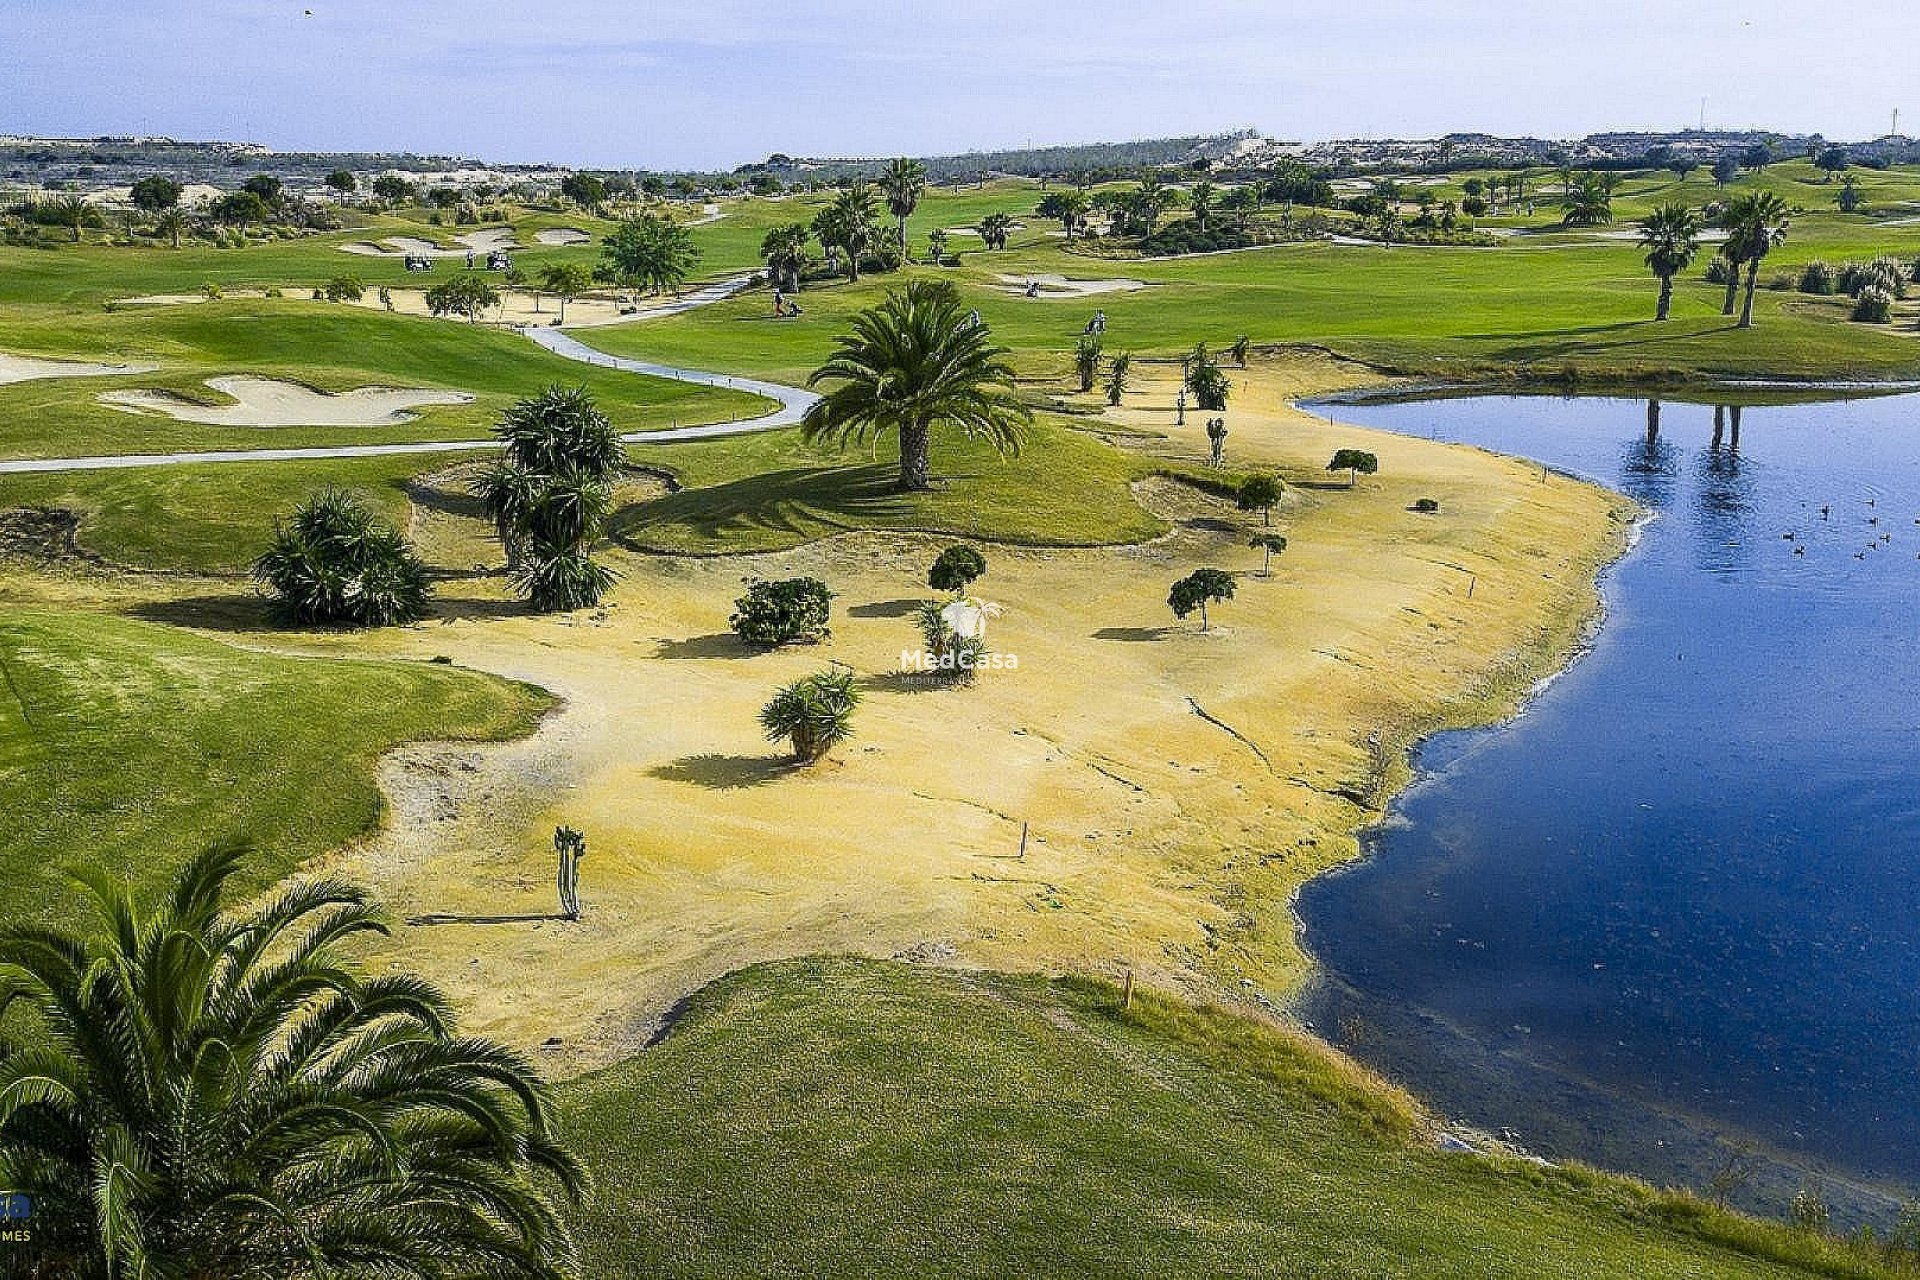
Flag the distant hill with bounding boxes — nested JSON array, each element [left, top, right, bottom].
[[736, 131, 1265, 182]]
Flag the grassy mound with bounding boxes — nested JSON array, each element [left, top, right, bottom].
[[0, 608, 549, 927], [563, 957, 1890, 1279]]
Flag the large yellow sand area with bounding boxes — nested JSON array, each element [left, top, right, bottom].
[[196, 357, 1632, 1076]]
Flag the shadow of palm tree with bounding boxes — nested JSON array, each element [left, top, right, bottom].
[[848, 598, 925, 619], [652, 632, 754, 659], [127, 593, 271, 632], [608, 463, 913, 550], [1092, 625, 1172, 642], [650, 753, 799, 789]]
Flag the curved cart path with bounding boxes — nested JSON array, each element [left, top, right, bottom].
[[0, 277, 816, 474]]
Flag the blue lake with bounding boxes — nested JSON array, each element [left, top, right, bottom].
[[1296, 391, 1920, 1219]]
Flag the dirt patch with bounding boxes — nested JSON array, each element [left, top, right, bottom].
[[0, 507, 89, 562]]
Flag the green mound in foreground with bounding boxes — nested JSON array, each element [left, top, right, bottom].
[[563, 957, 1894, 1279], [0, 609, 550, 927]]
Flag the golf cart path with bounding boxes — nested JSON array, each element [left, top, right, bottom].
[[0, 276, 817, 474]]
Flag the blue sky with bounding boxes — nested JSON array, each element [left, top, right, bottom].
[[7, 0, 1919, 168]]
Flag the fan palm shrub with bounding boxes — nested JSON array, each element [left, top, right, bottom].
[[254, 488, 429, 626], [760, 667, 860, 762]]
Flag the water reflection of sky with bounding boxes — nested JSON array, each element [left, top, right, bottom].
[[1296, 392, 1920, 1218]]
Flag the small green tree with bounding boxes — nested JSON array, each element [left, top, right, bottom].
[[929, 544, 987, 593], [761, 666, 860, 762], [323, 274, 365, 303], [914, 600, 989, 682], [760, 223, 812, 294], [731, 576, 835, 646], [1169, 568, 1236, 631], [1236, 474, 1283, 525], [371, 173, 414, 203], [540, 262, 594, 322], [253, 488, 430, 626], [1249, 532, 1288, 576], [153, 207, 188, 248], [1229, 335, 1251, 367], [325, 167, 358, 195], [977, 212, 1014, 250], [129, 175, 182, 212], [600, 212, 702, 294], [1104, 352, 1132, 405], [1328, 448, 1379, 487], [1074, 334, 1103, 393], [927, 228, 950, 264], [425, 274, 500, 322]]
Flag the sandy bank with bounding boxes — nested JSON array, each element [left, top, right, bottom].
[[997, 272, 1149, 298], [340, 228, 520, 258], [268, 356, 1633, 1075], [0, 352, 157, 385], [100, 376, 472, 427]]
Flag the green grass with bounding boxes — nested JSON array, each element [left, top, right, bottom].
[[0, 608, 550, 927], [563, 957, 1902, 1279]]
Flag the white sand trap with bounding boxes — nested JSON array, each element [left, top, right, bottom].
[[101, 376, 472, 428], [341, 228, 521, 258], [536, 227, 592, 245], [120, 289, 276, 306], [996, 273, 1148, 298], [0, 352, 157, 385]]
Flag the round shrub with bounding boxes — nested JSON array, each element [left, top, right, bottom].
[[731, 576, 834, 647], [1851, 287, 1894, 323], [1703, 257, 1734, 285], [1797, 261, 1836, 295], [928, 544, 987, 593]]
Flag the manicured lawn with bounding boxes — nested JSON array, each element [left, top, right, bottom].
[[0, 609, 550, 927], [563, 957, 1895, 1279]]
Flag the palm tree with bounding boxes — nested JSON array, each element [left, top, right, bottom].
[[47, 194, 95, 242], [759, 223, 812, 294], [813, 182, 879, 281], [1188, 181, 1216, 230], [153, 208, 188, 249], [803, 280, 1031, 491], [927, 228, 949, 265], [1560, 172, 1613, 227], [976, 213, 1014, 251], [1720, 191, 1791, 328], [1638, 203, 1702, 321], [0, 844, 585, 1278], [879, 156, 928, 257]]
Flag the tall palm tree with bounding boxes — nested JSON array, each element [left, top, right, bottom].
[[813, 182, 879, 282], [803, 280, 1031, 491], [1720, 191, 1791, 328], [1637, 203, 1702, 321], [1187, 181, 1216, 230], [0, 844, 585, 1278], [879, 156, 927, 258]]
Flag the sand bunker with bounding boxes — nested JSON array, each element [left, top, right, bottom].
[[536, 227, 592, 246], [100, 376, 472, 427], [341, 228, 520, 258], [997, 273, 1148, 298], [0, 353, 157, 385]]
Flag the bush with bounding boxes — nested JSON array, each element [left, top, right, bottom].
[[760, 666, 859, 762], [1703, 257, 1734, 285], [914, 600, 989, 683], [323, 274, 365, 303], [1412, 497, 1441, 513], [731, 576, 834, 647], [253, 489, 430, 626], [1797, 261, 1836, 295], [1851, 286, 1894, 323], [1838, 257, 1908, 299], [1138, 220, 1255, 256], [928, 545, 987, 593]]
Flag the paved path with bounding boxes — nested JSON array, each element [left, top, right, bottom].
[[0, 277, 817, 475]]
